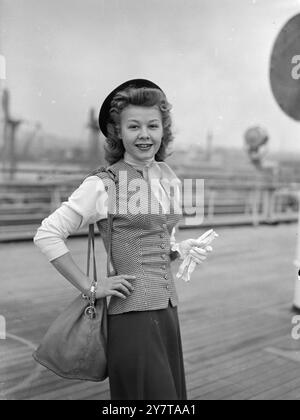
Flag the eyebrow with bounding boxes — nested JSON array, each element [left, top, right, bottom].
[[127, 119, 160, 123]]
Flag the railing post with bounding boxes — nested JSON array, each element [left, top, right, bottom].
[[251, 188, 260, 226], [50, 185, 61, 212], [262, 187, 274, 223]]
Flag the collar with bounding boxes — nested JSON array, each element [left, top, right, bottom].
[[115, 156, 181, 188], [123, 151, 156, 171]]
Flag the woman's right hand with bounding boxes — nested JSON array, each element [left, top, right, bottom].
[[95, 275, 136, 299]]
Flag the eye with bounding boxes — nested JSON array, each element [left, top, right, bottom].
[[149, 124, 159, 129], [128, 125, 138, 129]]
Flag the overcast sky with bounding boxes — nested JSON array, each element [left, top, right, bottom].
[[1, 0, 300, 152]]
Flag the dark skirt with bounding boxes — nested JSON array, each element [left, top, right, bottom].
[[107, 300, 187, 400]]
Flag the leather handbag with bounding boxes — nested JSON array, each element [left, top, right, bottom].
[[32, 170, 116, 382]]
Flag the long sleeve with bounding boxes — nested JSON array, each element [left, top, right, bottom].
[[170, 227, 176, 249], [33, 176, 108, 262], [169, 226, 181, 261]]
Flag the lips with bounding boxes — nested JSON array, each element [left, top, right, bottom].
[[136, 144, 153, 149]]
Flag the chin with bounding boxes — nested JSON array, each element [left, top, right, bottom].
[[134, 151, 155, 159]]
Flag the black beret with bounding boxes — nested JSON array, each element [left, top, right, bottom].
[[98, 78, 164, 137]]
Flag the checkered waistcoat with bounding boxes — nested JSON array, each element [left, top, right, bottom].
[[91, 159, 183, 315]]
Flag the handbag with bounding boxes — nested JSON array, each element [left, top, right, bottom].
[[32, 170, 116, 382]]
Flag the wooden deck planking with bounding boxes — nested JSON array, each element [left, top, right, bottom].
[[186, 353, 287, 390], [250, 376, 300, 400], [276, 385, 300, 400], [225, 366, 300, 400], [1, 223, 300, 399]]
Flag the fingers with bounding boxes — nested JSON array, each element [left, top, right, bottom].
[[115, 283, 132, 296], [188, 239, 201, 246], [109, 290, 128, 300], [108, 283, 132, 299], [190, 255, 205, 264], [192, 247, 207, 256], [189, 248, 207, 264], [108, 275, 136, 299], [192, 245, 213, 254], [113, 275, 135, 288], [115, 278, 135, 291]]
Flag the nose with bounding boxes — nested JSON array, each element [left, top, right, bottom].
[[138, 126, 150, 139]]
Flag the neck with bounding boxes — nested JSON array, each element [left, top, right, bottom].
[[123, 151, 155, 168]]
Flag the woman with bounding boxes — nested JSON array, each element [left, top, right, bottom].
[[33, 78, 211, 400]]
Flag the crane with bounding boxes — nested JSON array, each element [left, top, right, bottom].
[[1, 89, 22, 180]]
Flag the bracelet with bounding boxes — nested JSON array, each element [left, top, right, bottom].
[[89, 283, 97, 303], [84, 282, 98, 319]]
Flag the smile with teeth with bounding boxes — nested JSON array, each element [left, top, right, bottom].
[[136, 144, 153, 149]]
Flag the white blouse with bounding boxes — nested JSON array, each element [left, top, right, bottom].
[[33, 160, 178, 262]]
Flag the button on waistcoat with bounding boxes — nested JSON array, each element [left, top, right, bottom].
[[95, 159, 183, 315]]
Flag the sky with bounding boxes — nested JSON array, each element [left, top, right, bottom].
[[1, 0, 300, 153]]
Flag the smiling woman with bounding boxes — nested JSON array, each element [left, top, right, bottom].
[[102, 80, 174, 165], [33, 78, 212, 401], [95, 80, 193, 400], [118, 105, 163, 160]]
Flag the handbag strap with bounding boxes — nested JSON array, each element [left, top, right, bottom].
[[86, 167, 116, 287], [106, 212, 115, 277], [86, 224, 97, 284]]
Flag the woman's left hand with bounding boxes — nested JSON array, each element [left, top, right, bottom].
[[189, 245, 213, 264], [178, 239, 213, 264]]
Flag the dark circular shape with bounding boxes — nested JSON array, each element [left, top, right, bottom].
[[98, 78, 164, 137], [270, 13, 300, 121], [244, 126, 269, 149]]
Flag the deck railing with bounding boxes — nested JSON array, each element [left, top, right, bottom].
[[0, 177, 299, 240]]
